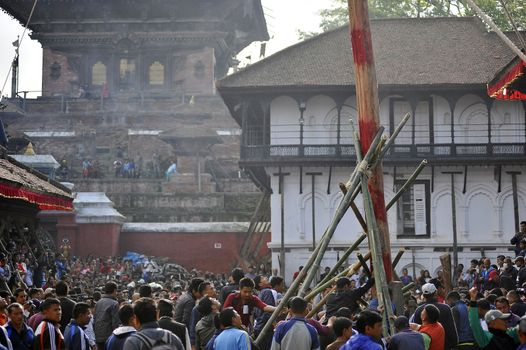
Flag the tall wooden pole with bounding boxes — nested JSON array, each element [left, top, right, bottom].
[[347, 0, 393, 281]]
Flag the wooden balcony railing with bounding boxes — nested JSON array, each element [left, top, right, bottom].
[[240, 142, 526, 165]]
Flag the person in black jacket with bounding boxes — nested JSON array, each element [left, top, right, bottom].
[[218, 268, 244, 305], [517, 256, 526, 288], [410, 283, 458, 350], [507, 290, 526, 317], [325, 276, 375, 319], [56, 281, 76, 331], [174, 278, 203, 329], [511, 221, 526, 256], [157, 299, 191, 350]]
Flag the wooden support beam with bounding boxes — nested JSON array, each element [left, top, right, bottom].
[[348, 0, 393, 281]]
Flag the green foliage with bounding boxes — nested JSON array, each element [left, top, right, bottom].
[[298, 0, 525, 40]]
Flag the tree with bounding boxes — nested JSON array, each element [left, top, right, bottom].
[[298, 0, 526, 40]]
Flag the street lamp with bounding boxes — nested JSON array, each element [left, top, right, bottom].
[[299, 102, 306, 156]]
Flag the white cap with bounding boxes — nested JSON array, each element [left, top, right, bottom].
[[485, 309, 510, 324], [421, 283, 437, 295]]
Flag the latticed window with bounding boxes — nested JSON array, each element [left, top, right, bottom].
[[149, 61, 165, 86], [91, 61, 106, 85]]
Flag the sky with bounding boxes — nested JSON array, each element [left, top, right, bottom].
[[0, 0, 335, 98]]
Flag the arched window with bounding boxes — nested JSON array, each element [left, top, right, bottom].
[[91, 61, 106, 85], [148, 61, 165, 86]]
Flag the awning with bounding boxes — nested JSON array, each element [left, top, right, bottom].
[[488, 56, 526, 100], [0, 156, 73, 211]]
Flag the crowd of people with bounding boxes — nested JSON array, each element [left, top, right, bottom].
[[2, 226, 526, 350]]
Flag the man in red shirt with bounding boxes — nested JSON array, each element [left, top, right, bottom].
[[223, 277, 276, 331]]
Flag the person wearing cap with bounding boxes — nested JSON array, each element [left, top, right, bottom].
[[410, 282, 458, 350], [467, 287, 519, 349], [446, 291, 476, 350], [387, 316, 425, 350]]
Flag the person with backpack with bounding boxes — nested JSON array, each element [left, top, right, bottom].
[[123, 298, 183, 350], [105, 304, 137, 350], [223, 278, 276, 332], [64, 303, 91, 350]]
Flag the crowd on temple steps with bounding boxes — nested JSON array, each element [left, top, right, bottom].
[[3, 223, 526, 349]]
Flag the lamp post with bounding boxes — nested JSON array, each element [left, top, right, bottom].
[[299, 102, 306, 156]]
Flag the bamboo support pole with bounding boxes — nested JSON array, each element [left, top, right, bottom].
[[402, 282, 415, 293], [386, 160, 428, 211], [255, 128, 384, 345], [306, 251, 372, 301], [357, 253, 371, 277], [361, 173, 396, 336], [392, 249, 405, 269], [378, 113, 411, 159], [297, 127, 384, 297], [306, 253, 371, 318], [313, 233, 367, 293]]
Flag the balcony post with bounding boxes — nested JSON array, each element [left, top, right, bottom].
[[299, 101, 306, 157], [336, 105, 342, 157]]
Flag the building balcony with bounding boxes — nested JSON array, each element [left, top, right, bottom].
[[240, 142, 526, 166]]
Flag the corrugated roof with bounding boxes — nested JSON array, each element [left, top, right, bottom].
[[218, 17, 518, 90]]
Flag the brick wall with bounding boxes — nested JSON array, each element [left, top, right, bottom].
[[119, 230, 270, 273]]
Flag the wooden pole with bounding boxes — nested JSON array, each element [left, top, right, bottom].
[[348, 0, 393, 281], [507, 171, 521, 232], [442, 171, 462, 272]]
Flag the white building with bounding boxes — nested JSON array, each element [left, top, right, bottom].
[[218, 17, 526, 283]]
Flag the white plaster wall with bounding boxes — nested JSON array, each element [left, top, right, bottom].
[[454, 94, 489, 144], [304, 95, 337, 145], [270, 96, 299, 145], [266, 93, 526, 283]]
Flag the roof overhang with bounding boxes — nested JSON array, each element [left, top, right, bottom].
[[488, 56, 526, 100], [0, 149, 73, 211]]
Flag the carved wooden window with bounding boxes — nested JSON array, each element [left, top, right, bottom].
[[91, 61, 106, 85], [148, 61, 165, 86]]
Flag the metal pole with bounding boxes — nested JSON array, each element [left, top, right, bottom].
[[348, 0, 393, 281], [443, 171, 462, 274]]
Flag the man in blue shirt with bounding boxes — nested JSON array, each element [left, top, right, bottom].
[[341, 310, 383, 350], [271, 296, 319, 350], [213, 308, 251, 350], [64, 303, 92, 350], [5, 303, 34, 350]]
